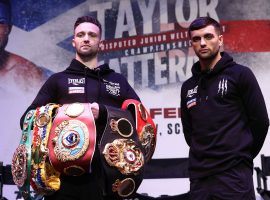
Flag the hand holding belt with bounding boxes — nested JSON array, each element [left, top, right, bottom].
[[48, 103, 96, 176], [99, 106, 144, 198], [121, 99, 157, 163]]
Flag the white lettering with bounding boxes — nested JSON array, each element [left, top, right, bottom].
[[139, 54, 154, 87], [138, 0, 157, 34], [108, 58, 121, 73], [115, 0, 137, 38], [68, 78, 85, 86], [187, 85, 198, 98], [121, 56, 135, 87], [89, 2, 112, 39], [168, 49, 186, 83], [199, 0, 219, 21], [175, 0, 198, 28], [160, 0, 175, 32], [155, 51, 167, 85]]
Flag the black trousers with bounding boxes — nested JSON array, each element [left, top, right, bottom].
[[44, 173, 103, 200], [190, 163, 256, 200]]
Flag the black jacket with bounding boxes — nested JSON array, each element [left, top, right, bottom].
[[21, 59, 140, 126], [180, 52, 269, 179], [20, 59, 140, 199], [21, 59, 139, 116]]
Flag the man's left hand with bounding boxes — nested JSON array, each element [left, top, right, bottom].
[[91, 102, 99, 119]]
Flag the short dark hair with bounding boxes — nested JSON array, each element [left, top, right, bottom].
[[188, 17, 221, 37], [74, 16, 102, 36]]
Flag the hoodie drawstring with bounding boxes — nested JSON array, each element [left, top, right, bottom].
[[197, 73, 209, 103], [96, 69, 101, 103], [84, 67, 88, 102]]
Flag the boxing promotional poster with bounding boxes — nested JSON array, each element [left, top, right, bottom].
[[1, 0, 269, 199]]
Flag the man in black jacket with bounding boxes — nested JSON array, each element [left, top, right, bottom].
[[180, 17, 269, 200], [21, 16, 140, 200]]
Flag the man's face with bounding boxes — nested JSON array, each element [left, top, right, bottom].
[[72, 22, 101, 58], [190, 25, 223, 61], [0, 24, 9, 52]]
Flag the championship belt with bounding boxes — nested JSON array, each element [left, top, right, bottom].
[[99, 106, 144, 198], [30, 104, 61, 195], [48, 103, 96, 176], [12, 104, 61, 199], [121, 99, 157, 163], [12, 109, 36, 200]]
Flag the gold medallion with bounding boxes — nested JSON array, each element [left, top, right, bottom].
[[110, 118, 133, 137], [53, 119, 89, 162], [139, 123, 155, 161], [36, 113, 51, 127], [64, 103, 84, 118], [112, 178, 135, 197], [103, 139, 144, 175], [11, 144, 27, 187]]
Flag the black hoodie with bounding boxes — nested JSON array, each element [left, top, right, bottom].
[[181, 52, 269, 179], [21, 59, 140, 126], [20, 59, 140, 198]]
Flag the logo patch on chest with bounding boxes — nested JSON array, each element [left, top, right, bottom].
[[187, 85, 198, 98], [217, 78, 227, 97], [68, 78, 85, 86], [186, 98, 197, 109], [68, 87, 85, 94], [104, 80, 120, 97]]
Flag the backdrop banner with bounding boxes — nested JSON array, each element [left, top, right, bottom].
[[1, 0, 269, 199]]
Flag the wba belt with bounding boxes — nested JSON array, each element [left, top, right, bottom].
[[48, 103, 96, 176], [121, 99, 157, 163], [99, 106, 144, 198]]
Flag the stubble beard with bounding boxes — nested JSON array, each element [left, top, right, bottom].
[[197, 47, 220, 62], [77, 49, 98, 61]]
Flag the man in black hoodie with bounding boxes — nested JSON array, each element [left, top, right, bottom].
[[181, 17, 269, 200], [20, 16, 140, 200]]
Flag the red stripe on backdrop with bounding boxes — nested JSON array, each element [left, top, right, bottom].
[[222, 20, 270, 52], [100, 20, 270, 53]]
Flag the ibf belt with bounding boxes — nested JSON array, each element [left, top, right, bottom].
[[99, 106, 144, 198], [48, 103, 96, 176], [121, 99, 157, 163]]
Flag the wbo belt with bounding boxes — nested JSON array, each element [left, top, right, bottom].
[[48, 103, 96, 176], [121, 99, 157, 163], [99, 106, 144, 198]]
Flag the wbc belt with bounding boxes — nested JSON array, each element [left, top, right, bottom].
[[121, 99, 157, 163], [99, 106, 144, 198], [48, 103, 96, 176], [12, 109, 36, 200]]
